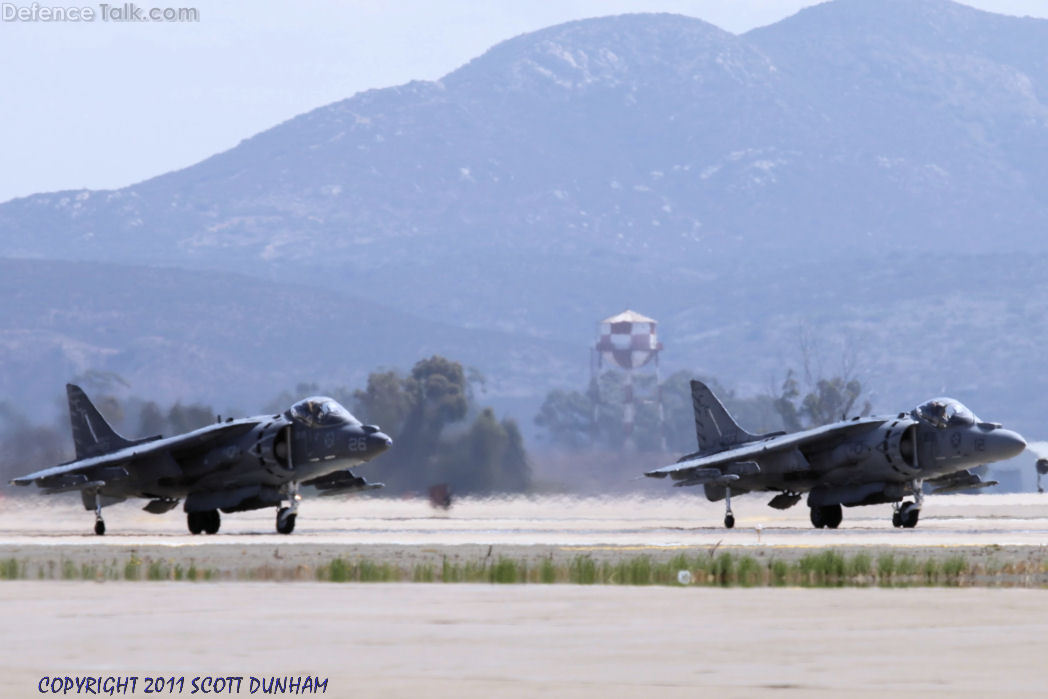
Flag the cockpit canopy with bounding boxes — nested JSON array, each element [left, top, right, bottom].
[[288, 397, 360, 428], [914, 398, 977, 429]]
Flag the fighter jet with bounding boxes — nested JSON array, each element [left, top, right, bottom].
[[10, 385, 392, 535], [645, 380, 1026, 529]]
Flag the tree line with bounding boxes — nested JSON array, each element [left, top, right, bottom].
[[534, 368, 872, 453]]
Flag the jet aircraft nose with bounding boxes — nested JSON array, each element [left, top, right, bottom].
[[369, 431, 393, 453], [983, 428, 1027, 462]]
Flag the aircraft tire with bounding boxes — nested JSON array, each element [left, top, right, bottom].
[[824, 504, 843, 529], [809, 506, 826, 529], [203, 510, 221, 535], [724, 514, 735, 529], [899, 503, 919, 529], [187, 512, 204, 535], [276, 507, 296, 535], [94, 520, 105, 536]]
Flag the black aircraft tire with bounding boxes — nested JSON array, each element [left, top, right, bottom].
[[892, 511, 902, 528], [724, 514, 735, 529], [94, 520, 105, 536], [809, 507, 825, 529], [276, 507, 296, 535], [900, 503, 920, 529], [187, 512, 204, 535], [824, 505, 843, 529], [203, 510, 221, 535]]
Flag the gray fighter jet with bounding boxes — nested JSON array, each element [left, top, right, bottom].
[[646, 380, 1026, 529], [10, 385, 392, 535]]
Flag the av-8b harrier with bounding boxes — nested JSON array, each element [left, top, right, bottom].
[[646, 380, 1026, 529], [11, 385, 392, 535]]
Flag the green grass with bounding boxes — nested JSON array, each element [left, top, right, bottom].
[[0, 550, 1033, 587], [569, 556, 598, 585], [490, 557, 521, 584], [539, 557, 556, 584], [123, 556, 142, 581], [0, 558, 19, 580]]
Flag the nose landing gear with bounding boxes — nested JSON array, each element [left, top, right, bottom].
[[892, 480, 923, 528], [892, 502, 919, 528], [276, 482, 300, 534]]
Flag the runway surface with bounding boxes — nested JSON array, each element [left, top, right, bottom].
[[3, 494, 1048, 697], [2, 492, 1048, 548], [3, 582, 1047, 697]]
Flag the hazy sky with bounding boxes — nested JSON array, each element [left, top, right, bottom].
[[1, 0, 1045, 203]]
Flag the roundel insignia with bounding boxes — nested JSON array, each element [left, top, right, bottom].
[[324, 432, 335, 448], [950, 432, 962, 448]]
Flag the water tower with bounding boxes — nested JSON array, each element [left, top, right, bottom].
[[592, 310, 664, 448]]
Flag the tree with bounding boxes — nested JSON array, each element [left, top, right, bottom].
[[772, 370, 873, 430], [137, 401, 166, 436], [353, 371, 414, 433], [166, 402, 214, 434], [534, 388, 594, 448], [436, 409, 531, 494], [536, 370, 783, 453], [352, 356, 529, 494]]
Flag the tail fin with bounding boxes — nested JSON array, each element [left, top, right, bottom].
[[690, 379, 762, 452], [67, 384, 134, 459]]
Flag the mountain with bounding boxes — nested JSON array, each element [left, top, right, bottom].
[[1, 0, 1047, 446], [0, 259, 575, 413]]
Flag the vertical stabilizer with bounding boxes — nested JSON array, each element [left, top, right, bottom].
[[691, 379, 761, 452], [67, 384, 133, 459]]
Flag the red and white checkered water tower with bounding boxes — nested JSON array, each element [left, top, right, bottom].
[[592, 310, 664, 448]]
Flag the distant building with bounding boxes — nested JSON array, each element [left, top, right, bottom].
[[592, 310, 664, 449]]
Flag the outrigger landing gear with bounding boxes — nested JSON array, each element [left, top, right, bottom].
[[276, 482, 300, 535], [92, 491, 105, 536], [892, 481, 923, 529], [723, 487, 735, 529]]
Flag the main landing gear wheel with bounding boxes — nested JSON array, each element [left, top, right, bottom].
[[187, 510, 220, 535], [203, 510, 220, 534], [724, 514, 735, 529], [94, 519, 106, 536], [276, 507, 297, 534], [810, 504, 843, 529]]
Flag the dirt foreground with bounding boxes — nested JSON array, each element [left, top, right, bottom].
[[2, 582, 1046, 698]]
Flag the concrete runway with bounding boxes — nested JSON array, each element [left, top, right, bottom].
[[3, 582, 1047, 697], [3, 493, 1048, 698], [2, 492, 1048, 548]]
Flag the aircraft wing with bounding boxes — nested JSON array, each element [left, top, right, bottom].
[[10, 419, 262, 487], [646, 417, 887, 480], [302, 469, 384, 496]]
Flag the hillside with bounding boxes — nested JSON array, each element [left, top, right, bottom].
[[1, 0, 1046, 449], [0, 259, 575, 413]]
